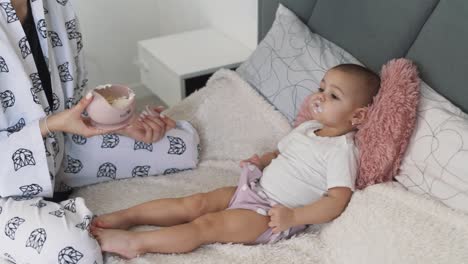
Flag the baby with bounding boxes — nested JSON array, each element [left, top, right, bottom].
[[90, 64, 380, 258]]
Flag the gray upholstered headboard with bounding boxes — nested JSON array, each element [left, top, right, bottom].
[[258, 0, 468, 113]]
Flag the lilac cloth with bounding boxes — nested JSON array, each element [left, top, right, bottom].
[[227, 163, 307, 244]]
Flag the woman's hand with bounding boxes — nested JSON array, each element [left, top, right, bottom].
[[43, 93, 118, 137], [268, 205, 296, 234], [117, 106, 176, 143]]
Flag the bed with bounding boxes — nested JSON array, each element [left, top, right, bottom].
[[72, 0, 467, 263]]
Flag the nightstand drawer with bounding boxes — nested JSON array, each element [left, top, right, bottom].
[[138, 45, 184, 106]]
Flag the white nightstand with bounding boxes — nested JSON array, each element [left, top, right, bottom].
[[137, 28, 253, 106]]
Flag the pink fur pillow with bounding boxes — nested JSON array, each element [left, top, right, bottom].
[[294, 93, 314, 128], [355, 59, 420, 189], [294, 58, 420, 189]]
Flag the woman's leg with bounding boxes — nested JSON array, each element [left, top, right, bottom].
[[92, 209, 269, 259], [92, 186, 237, 229], [0, 197, 103, 264]]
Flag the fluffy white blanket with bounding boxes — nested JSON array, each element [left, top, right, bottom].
[[73, 70, 468, 264]]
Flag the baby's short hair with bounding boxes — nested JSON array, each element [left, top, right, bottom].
[[332, 63, 380, 106]]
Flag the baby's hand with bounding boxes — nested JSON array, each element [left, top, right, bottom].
[[268, 205, 295, 234], [240, 151, 278, 170], [239, 154, 263, 169]]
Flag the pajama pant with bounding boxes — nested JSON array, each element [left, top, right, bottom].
[[0, 121, 200, 263], [0, 197, 102, 264], [228, 164, 307, 244]]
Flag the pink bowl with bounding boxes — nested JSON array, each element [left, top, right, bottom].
[[86, 84, 136, 128]]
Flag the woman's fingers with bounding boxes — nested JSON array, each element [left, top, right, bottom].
[[139, 120, 153, 143], [81, 117, 116, 137], [160, 114, 176, 130], [74, 92, 94, 113], [142, 114, 165, 128], [144, 105, 165, 117], [148, 105, 165, 115], [141, 116, 165, 142], [144, 105, 176, 130]]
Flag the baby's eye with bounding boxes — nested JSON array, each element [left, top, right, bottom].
[[332, 94, 339, 100], [318, 88, 324, 92]]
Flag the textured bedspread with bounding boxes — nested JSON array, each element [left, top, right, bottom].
[[72, 70, 468, 264]]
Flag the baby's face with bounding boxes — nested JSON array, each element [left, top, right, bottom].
[[309, 69, 368, 130]]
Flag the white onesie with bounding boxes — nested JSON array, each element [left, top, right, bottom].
[[260, 120, 358, 208]]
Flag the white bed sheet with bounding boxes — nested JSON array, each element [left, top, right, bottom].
[[60, 70, 468, 263]]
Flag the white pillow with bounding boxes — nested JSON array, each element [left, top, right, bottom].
[[59, 121, 200, 189], [166, 69, 291, 162], [236, 4, 360, 122], [396, 82, 468, 213]]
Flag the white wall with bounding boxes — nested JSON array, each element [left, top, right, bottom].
[[156, 0, 208, 36], [73, 0, 257, 96], [198, 0, 258, 50]]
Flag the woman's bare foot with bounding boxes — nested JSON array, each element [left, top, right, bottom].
[[92, 227, 142, 259], [91, 210, 133, 230]]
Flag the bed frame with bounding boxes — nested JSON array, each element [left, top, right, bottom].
[[258, 0, 468, 113]]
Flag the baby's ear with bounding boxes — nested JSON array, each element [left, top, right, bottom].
[[351, 107, 368, 127]]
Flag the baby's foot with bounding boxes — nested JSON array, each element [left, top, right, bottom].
[[91, 210, 133, 230], [92, 227, 141, 259]]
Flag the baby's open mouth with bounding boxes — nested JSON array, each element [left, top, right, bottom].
[[313, 101, 323, 113]]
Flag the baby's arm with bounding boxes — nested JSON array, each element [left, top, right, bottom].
[[268, 187, 352, 233], [240, 150, 279, 170], [259, 150, 279, 168]]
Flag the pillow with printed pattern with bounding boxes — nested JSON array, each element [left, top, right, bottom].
[[395, 82, 468, 213], [236, 4, 360, 123]]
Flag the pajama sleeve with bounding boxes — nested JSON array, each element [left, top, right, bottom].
[[0, 119, 54, 198]]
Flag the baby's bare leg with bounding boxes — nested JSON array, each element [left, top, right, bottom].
[[92, 186, 236, 229], [92, 209, 269, 258]]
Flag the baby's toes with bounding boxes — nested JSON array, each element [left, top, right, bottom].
[[90, 226, 101, 237]]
